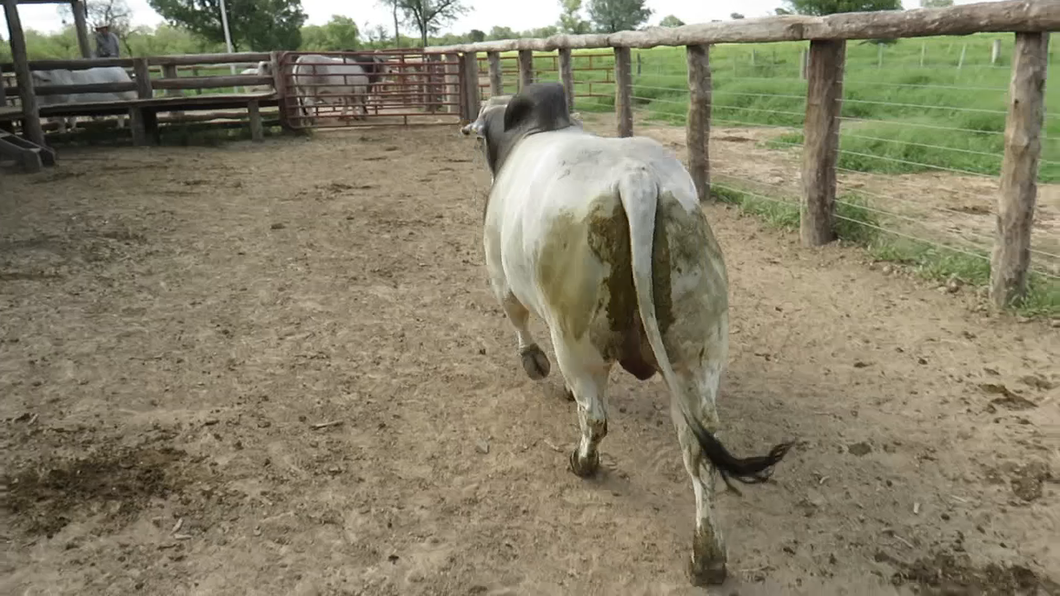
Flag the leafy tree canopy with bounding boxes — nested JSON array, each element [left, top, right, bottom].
[[301, 15, 360, 50], [784, 0, 902, 17], [587, 0, 652, 33], [147, 0, 306, 51]]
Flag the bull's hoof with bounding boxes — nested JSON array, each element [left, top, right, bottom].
[[569, 449, 599, 478], [520, 345, 551, 380], [688, 558, 728, 587]]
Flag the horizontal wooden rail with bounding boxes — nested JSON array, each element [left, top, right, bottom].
[[3, 81, 136, 96], [3, 76, 274, 97], [1, 57, 134, 70], [152, 75, 274, 90], [147, 52, 272, 66], [425, 0, 1057, 52]]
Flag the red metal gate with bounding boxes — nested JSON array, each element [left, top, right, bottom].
[[278, 50, 466, 129]]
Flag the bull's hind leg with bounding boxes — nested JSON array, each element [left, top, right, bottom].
[[500, 293, 550, 381], [551, 336, 610, 477], [670, 365, 728, 586]]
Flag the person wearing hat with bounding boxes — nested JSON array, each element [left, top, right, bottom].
[[94, 24, 121, 58]]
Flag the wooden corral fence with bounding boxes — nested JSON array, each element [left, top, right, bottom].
[[1, 51, 280, 147], [425, 0, 1058, 310], [474, 51, 614, 101]]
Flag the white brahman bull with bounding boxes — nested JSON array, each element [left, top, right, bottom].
[[461, 82, 793, 587], [31, 66, 136, 133], [291, 54, 392, 123], [239, 61, 274, 93]]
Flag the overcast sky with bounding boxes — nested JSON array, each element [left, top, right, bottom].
[[4, 0, 990, 39]]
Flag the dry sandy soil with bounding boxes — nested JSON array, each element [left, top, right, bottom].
[[1, 122, 1059, 596]]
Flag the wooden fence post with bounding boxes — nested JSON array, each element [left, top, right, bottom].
[[270, 52, 292, 131], [130, 58, 156, 146], [991, 32, 1049, 308], [248, 100, 263, 142], [162, 64, 181, 96], [559, 48, 574, 112], [2, 0, 44, 147], [162, 63, 184, 119], [71, 0, 91, 58], [614, 46, 633, 138], [132, 58, 153, 99], [686, 44, 711, 203], [487, 51, 503, 96], [462, 52, 481, 121], [518, 50, 534, 90], [445, 52, 460, 111], [801, 40, 846, 247]]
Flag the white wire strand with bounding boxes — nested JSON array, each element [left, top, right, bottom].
[[838, 116, 1008, 137], [836, 149, 997, 179], [833, 183, 997, 234], [840, 133, 1004, 159], [833, 167, 995, 204], [839, 98, 1008, 115]]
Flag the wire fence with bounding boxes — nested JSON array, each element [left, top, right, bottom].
[[601, 39, 1060, 283]]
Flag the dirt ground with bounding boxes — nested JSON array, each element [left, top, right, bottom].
[[1, 122, 1059, 596]]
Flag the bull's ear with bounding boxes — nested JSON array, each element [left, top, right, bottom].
[[503, 95, 535, 133]]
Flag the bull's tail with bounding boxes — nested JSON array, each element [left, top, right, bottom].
[[617, 166, 793, 492]]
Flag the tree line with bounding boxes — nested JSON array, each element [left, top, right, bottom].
[[2, 0, 920, 61]]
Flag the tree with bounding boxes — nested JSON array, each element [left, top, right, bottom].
[[920, 0, 952, 7], [378, 0, 403, 46], [774, 7, 792, 14], [300, 15, 360, 50], [489, 25, 516, 40], [469, 29, 486, 42], [730, 12, 745, 19], [148, 0, 306, 51], [525, 25, 559, 38], [395, 0, 469, 47], [784, 0, 902, 16], [362, 22, 391, 46], [558, 0, 591, 34], [587, 0, 652, 33], [658, 15, 684, 27]]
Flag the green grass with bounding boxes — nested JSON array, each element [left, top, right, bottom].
[[710, 185, 1059, 316]]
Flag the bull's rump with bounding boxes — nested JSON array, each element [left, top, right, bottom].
[[490, 131, 726, 369]]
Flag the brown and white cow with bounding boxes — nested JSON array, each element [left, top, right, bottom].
[[461, 82, 793, 586]]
